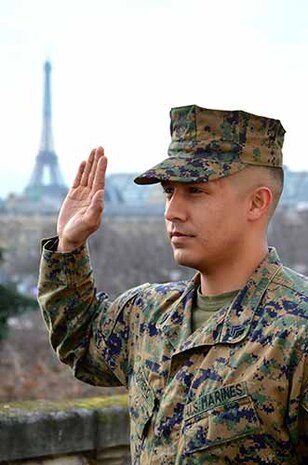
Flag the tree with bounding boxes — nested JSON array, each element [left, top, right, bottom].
[[0, 284, 37, 341], [0, 246, 37, 341]]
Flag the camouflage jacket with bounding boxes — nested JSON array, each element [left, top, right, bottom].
[[38, 239, 308, 465]]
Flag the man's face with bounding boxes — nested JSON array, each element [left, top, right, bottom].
[[163, 175, 250, 273]]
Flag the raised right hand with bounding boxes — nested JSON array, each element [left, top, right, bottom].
[[57, 147, 107, 252]]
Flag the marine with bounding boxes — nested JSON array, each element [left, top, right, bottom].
[[38, 104, 308, 464]]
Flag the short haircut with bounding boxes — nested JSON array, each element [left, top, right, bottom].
[[266, 166, 284, 215]]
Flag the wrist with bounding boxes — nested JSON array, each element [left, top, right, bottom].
[[57, 237, 85, 253]]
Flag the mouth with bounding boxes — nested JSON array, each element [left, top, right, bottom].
[[170, 232, 194, 238], [169, 231, 195, 243]]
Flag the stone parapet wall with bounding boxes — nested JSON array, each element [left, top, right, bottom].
[[0, 396, 131, 465]]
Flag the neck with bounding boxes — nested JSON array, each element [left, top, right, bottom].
[[200, 240, 268, 296]]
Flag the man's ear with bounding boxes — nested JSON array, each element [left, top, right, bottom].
[[247, 186, 273, 221]]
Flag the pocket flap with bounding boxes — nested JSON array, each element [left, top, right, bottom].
[[182, 388, 261, 455]]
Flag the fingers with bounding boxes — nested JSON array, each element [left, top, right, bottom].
[[72, 161, 86, 188], [72, 147, 107, 191], [80, 147, 106, 188], [80, 149, 96, 186], [88, 147, 104, 188], [92, 154, 108, 194]]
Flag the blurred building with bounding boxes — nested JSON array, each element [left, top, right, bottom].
[[104, 173, 164, 216], [1, 61, 308, 215], [2, 61, 165, 216], [280, 166, 308, 210], [24, 61, 67, 206], [3, 165, 308, 216], [3, 61, 68, 215]]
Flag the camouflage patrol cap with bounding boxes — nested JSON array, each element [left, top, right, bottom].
[[134, 104, 285, 185]]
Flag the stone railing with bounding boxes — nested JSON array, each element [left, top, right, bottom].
[[0, 395, 131, 465]]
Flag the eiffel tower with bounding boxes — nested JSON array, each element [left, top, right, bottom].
[[25, 61, 67, 201]]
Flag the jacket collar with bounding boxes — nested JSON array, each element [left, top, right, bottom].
[[156, 247, 283, 353]]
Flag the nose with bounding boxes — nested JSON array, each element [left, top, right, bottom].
[[164, 190, 188, 223]]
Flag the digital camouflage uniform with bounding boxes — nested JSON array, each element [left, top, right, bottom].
[[38, 105, 308, 464]]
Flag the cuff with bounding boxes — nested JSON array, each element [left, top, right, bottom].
[[39, 236, 92, 287]]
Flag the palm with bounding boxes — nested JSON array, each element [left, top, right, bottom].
[[58, 186, 94, 241], [57, 147, 107, 249]]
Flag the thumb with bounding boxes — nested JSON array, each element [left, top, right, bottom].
[[91, 189, 104, 209], [83, 189, 104, 229]]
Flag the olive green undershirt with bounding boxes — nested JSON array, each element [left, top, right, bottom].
[[191, 287, 239, 332]]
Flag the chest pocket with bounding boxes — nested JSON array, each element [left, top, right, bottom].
[[181, 382, 261, 455], [129, 366, 156, 439]]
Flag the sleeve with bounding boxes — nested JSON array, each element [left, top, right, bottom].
[[288, 345, 308, 464], [37, 237, 149, 388], [297, 357, 308, 463]]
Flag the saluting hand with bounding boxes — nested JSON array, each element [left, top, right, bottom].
[[57, 147, 107, 252]]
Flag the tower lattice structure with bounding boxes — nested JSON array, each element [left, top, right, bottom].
[[25, 61, 67, 200]]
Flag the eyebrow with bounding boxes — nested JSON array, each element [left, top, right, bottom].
[[160, 181, 215, 193]]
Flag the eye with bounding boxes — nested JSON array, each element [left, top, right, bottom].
[[189, 186, 204, 194], [161, 185, 174, 198]]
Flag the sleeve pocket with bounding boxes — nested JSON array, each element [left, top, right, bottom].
[[181, 396, 261, 455], [129, 367, 156, 439]]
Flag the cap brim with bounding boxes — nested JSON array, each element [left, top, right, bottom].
[[134, 154, 247, 185]]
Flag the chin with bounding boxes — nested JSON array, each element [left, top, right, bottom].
[[172, 250, 199, 270]]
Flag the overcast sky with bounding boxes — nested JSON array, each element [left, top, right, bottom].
[[0, 0, 307, 199]]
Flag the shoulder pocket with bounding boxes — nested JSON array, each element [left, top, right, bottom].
[[300, 389, 308, 414], [181, 383, 261, 455], [129, 366, 156, 439]]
